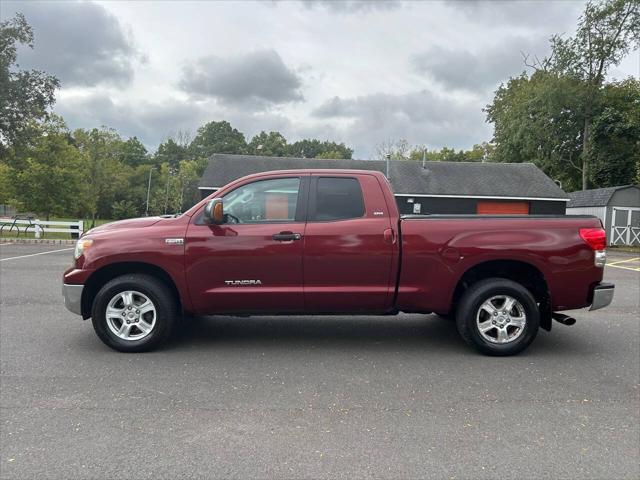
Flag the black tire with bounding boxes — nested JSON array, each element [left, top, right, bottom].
[[91, 274, 177, 352], [455, 278, 539, 356]]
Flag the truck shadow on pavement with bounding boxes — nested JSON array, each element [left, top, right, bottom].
[[169, 314, 466, 352], [163, 314, 590, 355]]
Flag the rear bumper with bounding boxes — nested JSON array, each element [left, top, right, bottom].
[[589, 282, 615, 311], [62, 283, 83, 316]]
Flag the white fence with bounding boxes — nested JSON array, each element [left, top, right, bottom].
[[0, 218, 84, 238]]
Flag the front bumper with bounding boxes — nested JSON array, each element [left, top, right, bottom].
[[589, 282, 615, 311], [62, 283, 84, 315]]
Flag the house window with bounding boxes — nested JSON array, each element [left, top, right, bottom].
[[477, 201, 530, 215]]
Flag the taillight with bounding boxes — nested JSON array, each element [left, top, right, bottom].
[[580, 228, 606, 267], [580, 228, 606, 250]]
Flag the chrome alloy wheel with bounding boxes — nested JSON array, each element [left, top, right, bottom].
[[105, 290, 156, 341], [476, 295, 527, 344]]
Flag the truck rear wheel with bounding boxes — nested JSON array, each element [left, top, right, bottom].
[[91, 274, 177, 352], [455, 278, 539, 356]]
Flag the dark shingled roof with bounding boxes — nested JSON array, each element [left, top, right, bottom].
[[416, 161, 567, 198], [567, 185, 636, 207], [199, 154, 568, 199]]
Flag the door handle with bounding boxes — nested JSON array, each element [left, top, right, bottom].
[[272, 232, 302, 242], [383, 228, 397, 244]]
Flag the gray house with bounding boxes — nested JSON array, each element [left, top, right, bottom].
[[199, 154, 569, 215], [567, 185, 640, 246]]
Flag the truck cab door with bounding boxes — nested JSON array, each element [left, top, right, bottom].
[[185, 175, 309, 314], [303, 174, 397, 313]]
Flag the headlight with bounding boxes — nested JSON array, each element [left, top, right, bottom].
[[74, 239, 93, 259]]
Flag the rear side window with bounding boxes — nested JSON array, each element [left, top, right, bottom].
[[311, 177, 365, 221]]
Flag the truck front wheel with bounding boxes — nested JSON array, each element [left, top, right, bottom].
[[91, 274, 177, 352], [455, 278, 539, 356]]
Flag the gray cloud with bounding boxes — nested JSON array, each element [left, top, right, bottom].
[[450, 0, 584, 30], [55, 94, 298, 152], [313, 90, 490, 156], [55, 95, 209, 150], [2, 1, 142, 88], [179, 50, 303, 107], [411, 36, 549, 92], [297, 0, 402, 14]]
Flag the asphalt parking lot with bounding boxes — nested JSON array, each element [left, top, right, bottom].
[[1, 242, 638, 479]]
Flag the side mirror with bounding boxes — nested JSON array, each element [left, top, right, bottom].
[[204, 198, 224, 224]]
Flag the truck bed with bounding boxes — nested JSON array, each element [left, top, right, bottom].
[[396, 214, 604, 314]]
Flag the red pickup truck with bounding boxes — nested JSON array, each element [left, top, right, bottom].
[[63, 169, 614, 355]]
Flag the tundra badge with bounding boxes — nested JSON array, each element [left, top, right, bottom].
[[225, 280, 263, 286]]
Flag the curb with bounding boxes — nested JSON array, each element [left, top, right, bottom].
[[0, 237, 77, 245]]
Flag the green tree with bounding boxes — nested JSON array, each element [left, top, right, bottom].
[[409, 144, 494, 163], [149, 157, 208, 215], [119, 136, 148, 167], [10, 117, 87, 219], [486, 71, 587, 190], [0, 13, 59, 155], [315, 150, 345, 159], [487, 68, 638, 190], [287, 139, 353, 159], [437, 147, 466, 162], [248, 131, 288, 156], [155, 138, 188, 169], [178, 157, 208, 211], [0, 162, 13, 205], [111, 200, 139, 220], [73, 127, 128, 223], [124, 164, 158, 217], [589, 78, 640, 187], [147, 163, 175, 216], [464, 143, 495, 162], [524, 0, 639, 189], [188, 121, 247, 158]]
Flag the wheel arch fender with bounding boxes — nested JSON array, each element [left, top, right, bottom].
[[451, 258, 553, 331], [81, 262, 185, 319]]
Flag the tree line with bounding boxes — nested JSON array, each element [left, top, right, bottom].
[[0, 114, 353, 223]]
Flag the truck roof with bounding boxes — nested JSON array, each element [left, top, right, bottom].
[[238, 168, 389, 178]]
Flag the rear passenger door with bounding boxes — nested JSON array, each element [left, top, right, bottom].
[[303, 174, 396, 313]]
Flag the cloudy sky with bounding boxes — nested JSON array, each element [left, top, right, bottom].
[[2, 0, 638, 158]]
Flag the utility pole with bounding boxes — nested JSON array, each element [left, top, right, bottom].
[[179, 179, 184, 214], [422, 147, 426, 168], [386, 153, 391, 180], [164, 172, 170, 214], [145, 166, 153, 216]]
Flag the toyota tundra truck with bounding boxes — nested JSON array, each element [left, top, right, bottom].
[[63, 169, 614, 355]]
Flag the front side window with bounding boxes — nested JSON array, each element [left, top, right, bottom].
[[311, 177, 365, 221], [222, 177, 300, 223]]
